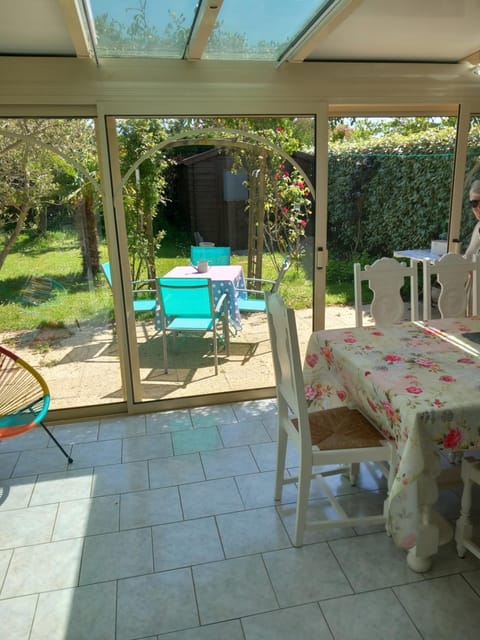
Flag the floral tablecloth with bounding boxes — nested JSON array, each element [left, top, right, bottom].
[[303, 317, 480, 549], [163, 265, 245, 332]]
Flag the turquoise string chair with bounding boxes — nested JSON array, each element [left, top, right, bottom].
[[190, 246, 231, 266], [101, 262, 157, 314], [156, 277, 230, 375], [237, 255, 291, 313], [0, 346, 73, 462]]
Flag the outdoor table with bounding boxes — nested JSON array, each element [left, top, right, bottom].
[[303, 317, 480, 571], [393, 249, 442, 263], [162, 265, 245, 332]]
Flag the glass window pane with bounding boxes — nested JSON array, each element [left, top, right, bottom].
[[204, 0, 332, 60], [0, 118, 123, 411], [89, 0, 199, 58]]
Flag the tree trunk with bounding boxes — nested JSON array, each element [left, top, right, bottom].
[[0, 203, 30, 271]]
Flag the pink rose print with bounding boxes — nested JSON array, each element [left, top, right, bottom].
[[384, 354, 402, 362], [458, 357, 475, 364], [405, 374, 416, 379], [439, 375, 456, 383], [443, 427, 462, 449], [432, 399, 444, 407], [336, 390, 347, 402], [415, 358, 434, 368], [406, 386, 423, 395], [400, 534, 417, 549], [344, 337, 356, 343], [372, 331, 384, 336], [367, 398, 377, 412], [305, 386, 317, 400], [321, 346, 333, 363], [305, 353, 318, 368], [382, 401, 396, 419]]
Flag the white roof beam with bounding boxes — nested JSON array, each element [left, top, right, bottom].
[[185, 0, 224, 61], [278, 0, 364, 66], [58, 0, 97, 61]]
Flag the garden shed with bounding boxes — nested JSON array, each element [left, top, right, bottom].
[[178, 149, 249, 249]]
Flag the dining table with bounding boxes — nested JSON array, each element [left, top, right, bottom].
[[303, 316, 480, 571], [162, 264, 246, 332]]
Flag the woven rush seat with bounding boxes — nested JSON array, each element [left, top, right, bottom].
[[293, 406, 387, 450]]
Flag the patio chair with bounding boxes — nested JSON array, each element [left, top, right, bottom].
[[0, 346, 73, 462], [190, 245, 231, 266], [237, 255, 291, 313], [422, 253, 479, 320], [265, 291, 395, 547], [455, 456, 480, 561], [101, 262, 157, 315], [354, 257, 419, 327], [156, 277, 230, 375]]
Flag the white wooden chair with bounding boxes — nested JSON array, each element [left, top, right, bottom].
[[455, 457, 480, 560], [422, 253, 479, 321], [265, 291, 396, 547], [354, 257, 419, 327]]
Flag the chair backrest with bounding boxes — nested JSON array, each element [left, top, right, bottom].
[[271, 255, 291, 293], [191, 245, 231, 266], [101, 261, 112, 287], [0, 346, 50, 438], [354, 257, 419, 327], [265, 292, 311, 442], [157, 277, 214, 319], [422, 252, 479, 320]]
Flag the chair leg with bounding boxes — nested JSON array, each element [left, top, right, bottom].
[[41, 423, 73, 463], [294, 458, 312, 547], [274, 426, 288, 501], [456, 459, 474, 558], [349, 463, 359, 485]]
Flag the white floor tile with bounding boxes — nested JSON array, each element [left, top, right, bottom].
[[120, 486, 182, 529], [218, 420, 270, 447], [30, 468, 93, 505], [200, 445, 259, 479], [52, 495, 119, 540], [180, 477, 244, 519], [394, 574, 480, 639], [116, 569, 198, 640], [263, 543, 353, 607], [149, 452, 205, 487], [193, 556, 278, 624], [216, 507, 290, 557], [80, 527, 153, 584], [320, 589, 422, 640], [242, 603, 332, 640], [0, 594, 37, 640], [152, 517, 224, 571], [91, 461, 149, 496]]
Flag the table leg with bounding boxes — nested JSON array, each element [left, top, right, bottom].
[[405, 450, 453, 573]]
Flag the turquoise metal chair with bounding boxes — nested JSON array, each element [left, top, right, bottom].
[[0, 346, 73, 462], [237, 255, 291, 313], [190, 246, 231, 266], [101, 262, 157, 314], [156, 277, 229, 375]]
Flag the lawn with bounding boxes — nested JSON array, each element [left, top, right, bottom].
[[0, 230, 354, 332]]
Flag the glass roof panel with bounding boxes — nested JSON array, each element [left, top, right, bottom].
[[89, 0, 199, 58], [203, 0, 334, 61], [87, 0, 335, 61]]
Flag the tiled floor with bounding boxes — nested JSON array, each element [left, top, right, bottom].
[[1, 399, 480, 640]]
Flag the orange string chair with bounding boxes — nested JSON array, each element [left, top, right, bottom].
[[0, 346, 73, 463]]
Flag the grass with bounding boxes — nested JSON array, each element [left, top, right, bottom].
[[0, 230, 354, 332]]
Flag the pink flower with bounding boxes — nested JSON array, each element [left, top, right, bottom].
[[344, 337, 356, 343], [458, 357, 475, 364], [384, 354, 402, 362], [367, 398, 377, 412], [321, 346, 333, 363], [297, 180, 305, 188], [372, 331, 384, 336], [305, 386, 317, 400], [443, 427, 462, 449], [406, 386, 423, 395], [305, 353, 318, 368], [432, 399, 444, 407], [336, 390, 347, 402], [382, 401, 396, 419], [439, 375, 456, 383], [415, 358, 434, 368], [299, 219, 307, 227], [275, 127, 283, 133], [282, 206, 288, 213]]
